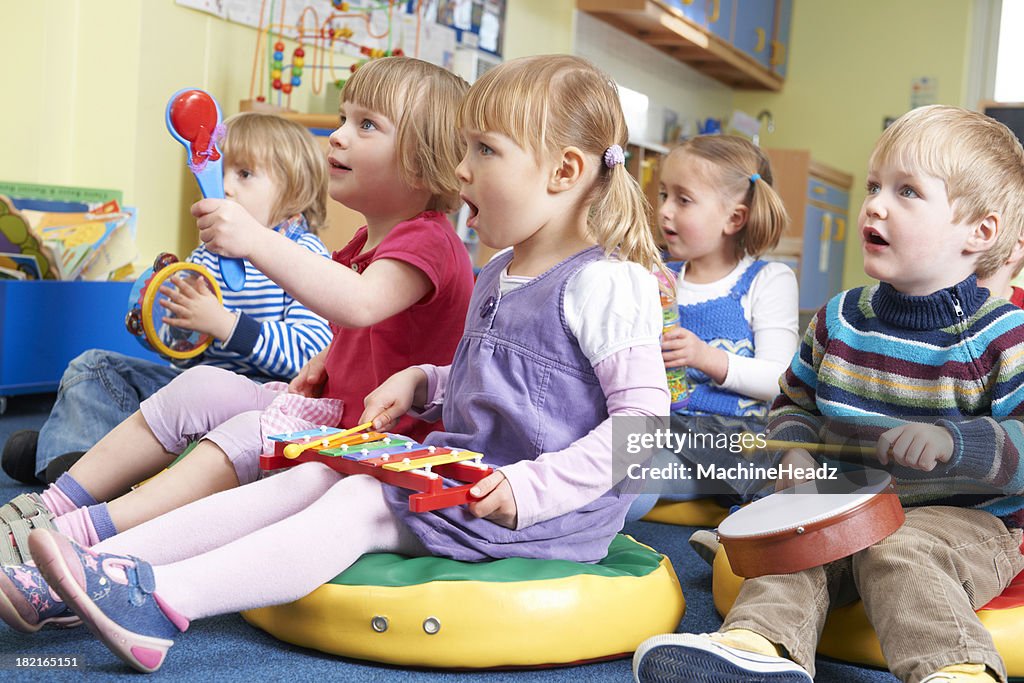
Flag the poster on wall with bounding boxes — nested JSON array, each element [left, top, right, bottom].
[[175, 0, 504, 64]]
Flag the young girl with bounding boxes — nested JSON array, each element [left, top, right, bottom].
[[0, 54, 669, 673], [0, 58, 474, 565], [1, 112, 334, 486], [628, 136, 798, 521]]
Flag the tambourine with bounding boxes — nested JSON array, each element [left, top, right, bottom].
[[717, 468, 904, 578], [125, 252, 223, 360]]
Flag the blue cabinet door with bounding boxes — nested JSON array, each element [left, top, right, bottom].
[[733, 0, 775, 68], [828, 212, 847, 298], [772, 0, 793, 77], [706, 0, 735, 40], [799, 205, 832, 311]]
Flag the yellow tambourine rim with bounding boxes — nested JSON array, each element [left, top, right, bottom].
[[140, 262, 222, 360], [242, 536, 685, 669], [711, 546, 1024, 676]]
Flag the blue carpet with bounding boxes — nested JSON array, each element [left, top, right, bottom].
[[0, 394, 897, 681]]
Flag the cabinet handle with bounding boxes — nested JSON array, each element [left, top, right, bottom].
[[812, 185, 826, 195], [819, 215, 832, 273], [755, 27, 766, 52], [834, 217, 846, 241], [708, 0, 720, 23], [771, 40, 786, 66]]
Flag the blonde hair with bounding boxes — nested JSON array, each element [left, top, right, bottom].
[[221, 112, 328, 233], [457, 54, 662, 272], [870, 104, 1024, 278], [341, 57, 468, 213], [672, 135, 789, 259]]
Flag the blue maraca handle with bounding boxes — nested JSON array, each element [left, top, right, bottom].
[[166, 88, 246, 292]]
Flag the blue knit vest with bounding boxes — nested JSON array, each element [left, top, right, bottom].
[[674, 259, 769, 418]]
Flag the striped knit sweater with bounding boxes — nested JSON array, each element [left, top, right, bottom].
[[179, 216, 332, 380], [769, 274, 1024, 522]]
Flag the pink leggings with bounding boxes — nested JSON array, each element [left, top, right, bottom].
[[139, 366, 282, 485], [96, 463, 425, 620]]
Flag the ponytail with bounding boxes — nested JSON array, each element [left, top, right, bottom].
[[743, 167, 789, 257], [589, 162, 665, 275]]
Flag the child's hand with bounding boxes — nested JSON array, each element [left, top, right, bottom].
[[192, 198, 265, 259], [160, 274, 235, 340], [662, 327, 728, 384], [289, 349, 328, 398], [358, 368, 428, 431], [876, 424, 954, 471], [468, 471, 518, 529], [775, 448, 817, 491]]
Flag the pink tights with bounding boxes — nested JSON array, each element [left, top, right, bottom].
[[95, 463, 425, 620]]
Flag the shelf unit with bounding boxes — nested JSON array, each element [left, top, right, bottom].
[[577, 0, 788, 91]]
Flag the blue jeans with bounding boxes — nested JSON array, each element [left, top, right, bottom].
[[35, 350, 184, 476]]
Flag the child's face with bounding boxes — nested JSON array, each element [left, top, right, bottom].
[[456, 129, 552, 249], [657, 151, 739, 263], [860, 161, 979, 295], [326, 102, 404, 215], [223, 162, 280, 228]]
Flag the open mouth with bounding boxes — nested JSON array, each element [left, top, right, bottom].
[[864, 228, 889, 246], [662, 226, 678, 238], [328, 158, 351, 171], [462, 196, 479, 225]]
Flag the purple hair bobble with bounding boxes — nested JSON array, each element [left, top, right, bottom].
[[603, 144, 625, 169]]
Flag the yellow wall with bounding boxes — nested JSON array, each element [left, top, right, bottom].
[[1, 0, 979, 289], [735, 0, 975, 289]]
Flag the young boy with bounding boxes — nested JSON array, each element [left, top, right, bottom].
[[633, 105, 1024, 683]]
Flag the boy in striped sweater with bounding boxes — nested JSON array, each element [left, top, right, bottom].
[[634, 106, 1024, 683]]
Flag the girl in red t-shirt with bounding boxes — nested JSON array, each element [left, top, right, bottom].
[[0, 58, 474, 563]]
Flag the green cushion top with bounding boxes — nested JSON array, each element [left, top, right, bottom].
[[328, 534, 664, 588]]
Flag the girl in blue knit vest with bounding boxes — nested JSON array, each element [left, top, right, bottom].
[[629, 136, 798, 521]]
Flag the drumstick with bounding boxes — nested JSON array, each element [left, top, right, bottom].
[[757, 440, 876, 457], [283, 421, 375, 459]]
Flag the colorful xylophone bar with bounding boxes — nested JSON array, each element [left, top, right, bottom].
[[262, 427, 493, 513]]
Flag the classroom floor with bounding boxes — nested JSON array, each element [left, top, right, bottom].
[[0, 393, 897, 682]]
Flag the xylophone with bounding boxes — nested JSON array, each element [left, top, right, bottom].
[[261, 425, 493, 513]]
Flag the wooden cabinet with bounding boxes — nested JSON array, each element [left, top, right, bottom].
[[577, 0, 793, 91], [764, 149, 853, 314]]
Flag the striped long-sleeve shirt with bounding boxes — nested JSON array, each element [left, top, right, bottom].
[[179, 216, 332, 380], [769, 275, 1024, 522]]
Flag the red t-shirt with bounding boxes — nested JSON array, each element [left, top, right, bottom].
[[321, 211, 473, 441], [1011, 286, 1024, 309]]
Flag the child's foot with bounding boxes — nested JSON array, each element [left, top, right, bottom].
[[0, 562, 80, 632], [0, 494, 57, 565], [921, 664, 998, 682], [632, 631, 811, 683], [29, 529, 188, 673], [688, 528, 721, 567]]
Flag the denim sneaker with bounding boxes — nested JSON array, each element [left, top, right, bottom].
[[633, 633, 812, 683], [0, 562, 80, 632], [29, 529, 188, 673]]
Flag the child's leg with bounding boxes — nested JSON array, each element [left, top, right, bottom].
[[102, 408, 265, 534], [35, 351, 180, 477], [151, 474, 423, 620], [65, 366, 279, 502], [720, 558, 856, 677], [854, 506, 1024, 683], [95, 462, 345, 564]]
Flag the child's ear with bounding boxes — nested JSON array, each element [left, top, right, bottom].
[[964, 212, 1000, 254], [724, 205, 749, 235], [548, 146, 587, 193]]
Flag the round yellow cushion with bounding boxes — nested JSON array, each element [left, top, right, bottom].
[[641, 498, 730, 527], [242, 534, 685, 668], [712, 547, 1024, 675]]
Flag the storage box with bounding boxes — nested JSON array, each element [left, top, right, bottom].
[[0, 281, 162, 401]]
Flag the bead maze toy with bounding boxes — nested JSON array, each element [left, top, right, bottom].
[[125, 252, 223, 360], [262, 424, 493, 512], [165, 88, 246, 292]]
